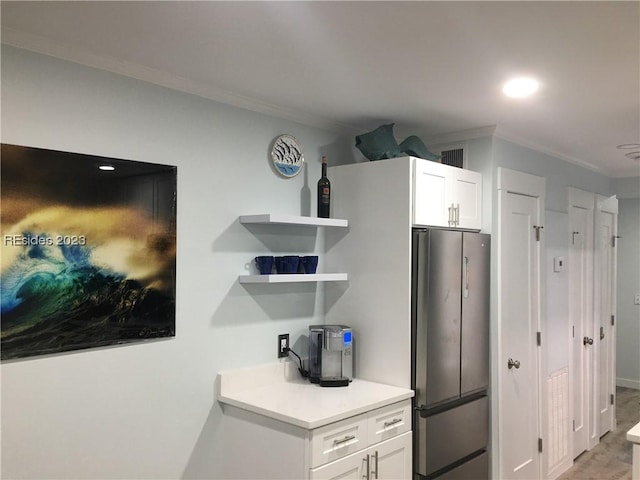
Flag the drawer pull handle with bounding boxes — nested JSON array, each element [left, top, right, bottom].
[[383, 418, 403, 428], [334, 434, 356, 446]]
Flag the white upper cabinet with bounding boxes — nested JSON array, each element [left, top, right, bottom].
[[413, 160, 448, 227], [413, 158, 482, 230]]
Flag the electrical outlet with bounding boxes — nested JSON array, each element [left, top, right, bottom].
[[278, 333, 289, 358]]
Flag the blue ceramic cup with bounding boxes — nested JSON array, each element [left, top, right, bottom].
[[255, 256, 274, 275], [284, 255, 300, 273], [275, 256, 300, 274], [302, 256, 319, 274]]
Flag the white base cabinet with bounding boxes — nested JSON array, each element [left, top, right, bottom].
[[309, 400, 412, 480], [218, 399, 412, 479], [309, 399, 412, 480], [310, 431, 412, 480], [628, 422, 640, 480]]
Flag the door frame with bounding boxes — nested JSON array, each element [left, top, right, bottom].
[[496, 167, 546, 479]]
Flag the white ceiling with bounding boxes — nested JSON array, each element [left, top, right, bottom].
[[2, 1, 639, 177]]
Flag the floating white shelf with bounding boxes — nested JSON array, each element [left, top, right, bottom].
[[239, 273, 348, 284], [239, 214, 348, 228]]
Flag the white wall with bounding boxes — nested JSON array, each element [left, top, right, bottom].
[[612, 177, 640, 200], [466, 136, 495, 233], [1, 46, 353, 479], [545, 211, 570, 374], [616, 197, 640, 388]]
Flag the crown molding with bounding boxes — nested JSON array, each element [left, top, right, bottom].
[[424, 124, 622, 176], [492, 126, 604, 174], [3, 28, 635, 178], [423, 125, 497, 147], [1, 27, 361, 136]]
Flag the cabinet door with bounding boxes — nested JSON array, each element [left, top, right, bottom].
[[309, 450, 367, 480], [311, 432, 412, 480], [447, 168, 482, 230], [413, 159, 482, 229], [371, 431, 412, 480], [413, 160, 449, 227]]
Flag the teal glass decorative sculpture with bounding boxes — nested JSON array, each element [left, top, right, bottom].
[[354, 123, 401, 160], [355, 123, 440, 162]]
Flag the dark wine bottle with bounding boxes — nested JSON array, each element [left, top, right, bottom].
[[317, 156, 331, 218]]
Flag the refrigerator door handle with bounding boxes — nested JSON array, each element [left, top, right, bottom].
[[414, 404, 428, 417], [463, 255, 470, 298]]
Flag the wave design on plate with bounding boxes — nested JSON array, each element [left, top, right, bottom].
[[271, 135, 304, 177]]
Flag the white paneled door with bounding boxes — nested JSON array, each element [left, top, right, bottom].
[[498, 168, 545, 480], [596, 195, 618, 437], [569, 192, 595, 458], [569, 190, 618, 458]]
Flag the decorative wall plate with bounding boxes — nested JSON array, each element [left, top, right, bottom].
[[271, 134, 304, 178]]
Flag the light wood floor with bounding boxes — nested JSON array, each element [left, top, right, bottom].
[[558, 387, 640, 480]]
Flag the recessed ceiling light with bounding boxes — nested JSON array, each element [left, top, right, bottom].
[[624, 151, 640, 161], [99, 165, 115, 171], [616, 143, 640, 149], [503, 77, 539, 98]]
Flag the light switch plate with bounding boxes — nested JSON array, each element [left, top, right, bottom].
[[553, 256, 565, 272]]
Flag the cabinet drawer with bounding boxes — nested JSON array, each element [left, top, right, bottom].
[[310, 414, 368, 468], [368, 400, 412, 444]]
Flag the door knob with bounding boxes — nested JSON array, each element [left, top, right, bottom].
[[507, 358, 520, 369], [583, 337, 594, 346]]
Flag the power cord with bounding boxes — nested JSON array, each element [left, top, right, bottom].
[[284, 347, 309, 378]]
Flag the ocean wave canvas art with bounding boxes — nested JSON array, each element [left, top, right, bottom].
[[1, 144, 177, 360]]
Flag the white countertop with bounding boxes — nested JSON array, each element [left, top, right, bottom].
[[216, 361, 414, 429], [628, 421, 640, 444]]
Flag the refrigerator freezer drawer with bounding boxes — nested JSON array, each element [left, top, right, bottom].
[[435, 451, 489, 480], [415, 396, 488, 477]]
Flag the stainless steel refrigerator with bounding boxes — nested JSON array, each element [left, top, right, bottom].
[[411, 229, 490, 479]]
